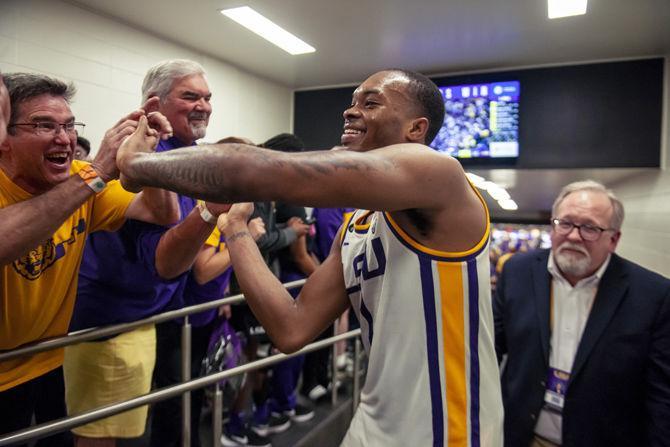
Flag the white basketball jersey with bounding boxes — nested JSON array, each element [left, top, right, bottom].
[[340, 207, 503, 447]]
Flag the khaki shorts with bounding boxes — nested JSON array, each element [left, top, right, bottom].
[[63, 325, 156, 438]]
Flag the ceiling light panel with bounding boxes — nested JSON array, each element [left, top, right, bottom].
[[548, 0, 587, 19], [220, 6, 316, 55]]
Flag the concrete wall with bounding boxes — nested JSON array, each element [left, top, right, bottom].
[[0, 0, 293, 153]]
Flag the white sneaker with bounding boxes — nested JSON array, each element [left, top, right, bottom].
[[336, 353, 347, 370], [307, 384, 327, 401], [221, 426, 272, 447], [283, 404, 314, 423]]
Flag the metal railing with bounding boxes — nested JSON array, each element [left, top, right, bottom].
[[0, 279, 364, 446]]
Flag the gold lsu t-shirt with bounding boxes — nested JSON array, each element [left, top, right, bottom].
[[0, 160, 134, 391]]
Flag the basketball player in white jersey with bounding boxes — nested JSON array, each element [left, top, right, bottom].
[[117, 69, 504, 446]]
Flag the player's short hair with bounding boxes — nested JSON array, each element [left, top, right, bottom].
[[385, 69, 445, 145]]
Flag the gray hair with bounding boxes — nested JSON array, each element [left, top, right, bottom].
[[3, 73, 76, 128], [552, 180, 625, 230], [141, 59, 206, 104]]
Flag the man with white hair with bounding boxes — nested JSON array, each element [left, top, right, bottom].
[[494, 180, 670, 446], [63, 59, 223, 447]]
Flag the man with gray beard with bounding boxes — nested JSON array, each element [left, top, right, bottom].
[[493, 180, 670, 447]]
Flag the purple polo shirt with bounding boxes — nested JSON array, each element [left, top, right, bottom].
[[312, 207, 353, 262], [183, 234, 233, 327], [71, 137, 196, 331]]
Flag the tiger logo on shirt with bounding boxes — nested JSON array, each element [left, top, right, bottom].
[[12, 238, 57, 280], [11, 218, 87, 280]]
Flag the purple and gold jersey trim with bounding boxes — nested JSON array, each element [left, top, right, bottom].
[[383, 180, 490, 262], [383, 212, 489, 262], [339, 210, 358, 245], [419, 256, 483, 446]]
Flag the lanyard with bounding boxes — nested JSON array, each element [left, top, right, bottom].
[[549, 280, 554, 333]]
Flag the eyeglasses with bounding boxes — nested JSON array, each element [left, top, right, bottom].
[[551, 218, 616, 241], [9, 122, 85, 136]]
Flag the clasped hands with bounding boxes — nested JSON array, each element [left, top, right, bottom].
[[92, 96, 172, 183], [108, 99, 262, 238]]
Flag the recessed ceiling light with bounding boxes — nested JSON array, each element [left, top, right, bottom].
[[465, 172, 486, 187], [548, 0, 587, 19], [498, 199, 519, 211], [466, 173, 518, 211], [220, 6, 316, 55]]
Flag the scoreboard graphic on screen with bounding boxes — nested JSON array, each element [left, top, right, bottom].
[[431, 81, 520, 160]]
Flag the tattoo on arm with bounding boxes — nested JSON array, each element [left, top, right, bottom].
[[227, 230, 252, 243], [297, 152, 392, 177], [129, 144, 396, 203]]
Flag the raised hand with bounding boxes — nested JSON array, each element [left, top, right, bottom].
[[117, 115, 159, 192], [248, 216, 266, 241], [287, 216, 310, 237], [217, 202, 255, 235], [142, 97, 173, 140], [91, 109, 145, 182], [204, 201, 232, 216]]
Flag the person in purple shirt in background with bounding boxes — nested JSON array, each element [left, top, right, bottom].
[[63, 59, 228, 447]]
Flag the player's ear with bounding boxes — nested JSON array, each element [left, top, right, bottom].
[[406, 117, 429, 143]]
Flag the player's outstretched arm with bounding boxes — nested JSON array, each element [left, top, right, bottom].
[[220, 203, 350, 353], [117, 126, 469, 213]]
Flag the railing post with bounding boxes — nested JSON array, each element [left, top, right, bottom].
[[353, 337, 361, 411], [181, 316, 192, 447], [331, 318, 339, 406], [212, 383, 223, 447]]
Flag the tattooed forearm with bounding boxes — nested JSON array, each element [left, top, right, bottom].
[[128, 146, 248, 203], [297, 151, 393, 177], [123, 142, 405, 208]]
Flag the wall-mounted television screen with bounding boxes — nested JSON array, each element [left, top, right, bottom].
[[430, 81, 520, 163]]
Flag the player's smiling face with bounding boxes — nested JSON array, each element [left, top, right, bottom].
[[341, 71, 418, 152]]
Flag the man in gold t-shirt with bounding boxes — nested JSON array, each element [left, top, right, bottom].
[[0, 72, 176, 445]]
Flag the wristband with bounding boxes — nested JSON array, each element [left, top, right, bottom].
[[198, 202, 218, 225], [78, 165, 106, 193]]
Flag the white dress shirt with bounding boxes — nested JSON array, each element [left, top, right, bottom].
[[534, 253, 611, 444]]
